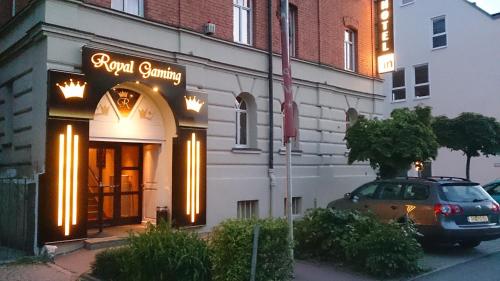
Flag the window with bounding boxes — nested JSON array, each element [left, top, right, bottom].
[[344, 29, 356, 71], [11, 0, 16, 16], [233, 0, 252, 44], [432, 16, 447, 49], [353, 183, 379, 199], [111, 0, 144, 16], [284, 197, 302, 216], [403, 184, 430, 200], [289, 5, 297, 57], [392, 69, 406, 101], [235, 96, 248, 147], [345, 108, 359, 130], [237, 200, 258, 219], [402, 0, 414, 5], [488, 184, 500, 196], [414, 64, 430, 98], [378, 183, 403, 200]]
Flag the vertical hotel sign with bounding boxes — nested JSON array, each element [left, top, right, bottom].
[[377, 0, 395, 73]]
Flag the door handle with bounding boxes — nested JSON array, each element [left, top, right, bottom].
[[390, 205, 397, 210]]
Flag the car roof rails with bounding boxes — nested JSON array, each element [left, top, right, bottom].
[[426, 176, 469, 182]]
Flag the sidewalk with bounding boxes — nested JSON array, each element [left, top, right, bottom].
[[0, 248, 100, 281], [294, 260, 375, 281]]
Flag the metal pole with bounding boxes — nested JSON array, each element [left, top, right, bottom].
[[286, 139, 293, 259], [279, 0, 295, 260], [249, 225, 260, 281]]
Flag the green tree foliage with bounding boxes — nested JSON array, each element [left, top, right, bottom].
[[345, 107, 438, 179], [432, 113, 500, 180]]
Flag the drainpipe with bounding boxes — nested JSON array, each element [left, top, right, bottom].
[[268, 0, 275, 218]]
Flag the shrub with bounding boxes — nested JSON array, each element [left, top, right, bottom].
[[210, 218, 293, 281], [294, 208, 371, 261], [92, 223, 211, 281], [294, 208, 423, 278], [91, 247, 131, 281], [345, 220, 423, 277]]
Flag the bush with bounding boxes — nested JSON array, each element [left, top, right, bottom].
[[91, 247, 131, 281], [91, 223, 211, 281], [345, 220, 423, 277], [210, 218, 293, 281], [294, 208, 423, 278], [294, 208, 372, 261]]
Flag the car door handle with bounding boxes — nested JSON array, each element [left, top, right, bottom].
[[390, 205, 398, 210]]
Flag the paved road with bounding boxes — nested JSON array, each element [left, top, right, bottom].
[[413, 251, 500, 281]]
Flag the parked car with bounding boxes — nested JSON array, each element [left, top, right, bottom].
[[484, 179, 500, 203], [327, 177, 500, 248]]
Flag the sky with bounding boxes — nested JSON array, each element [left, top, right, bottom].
[[468, 0, 500, 14]]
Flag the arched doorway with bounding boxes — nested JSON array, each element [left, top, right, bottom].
[[87, 81, 176, 227]]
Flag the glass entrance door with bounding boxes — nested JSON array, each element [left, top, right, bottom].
[[88, 142, 143, 227]]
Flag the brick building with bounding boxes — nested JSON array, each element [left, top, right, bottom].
[[0, 0, 384, 249]]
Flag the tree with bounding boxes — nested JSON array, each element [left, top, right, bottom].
[[345, 107, 438, 179], [432, 113, 500, 180]]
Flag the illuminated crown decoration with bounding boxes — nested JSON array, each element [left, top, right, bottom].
[[118, 91, 129, 98], [56, 79, 86, 99], [184, 96, 205, 113]]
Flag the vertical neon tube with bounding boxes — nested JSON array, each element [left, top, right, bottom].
[[58, 134, 65, 226], [72, 135, 79, 225], [191, 133, 196, 223], [65, 125, 72, 236], [186, 140, 191, 215], [195, 140, 200, 214]]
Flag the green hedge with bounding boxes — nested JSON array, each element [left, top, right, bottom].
[[91, 247, 131, 281], [210, 218, 293, 281], [294, 208, 423, 278], [91, 223, 211, 281]]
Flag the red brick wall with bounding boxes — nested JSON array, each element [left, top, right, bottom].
[[1, 0, 376, 77]]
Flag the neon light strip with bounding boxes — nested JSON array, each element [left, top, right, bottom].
[[191, 133, 196, 223], [65, 125, 72, 236], [72, 135, 79, 225], [186, 140, 191, 215], [58, 134, 64, 226], [196, 140, 200, 214]]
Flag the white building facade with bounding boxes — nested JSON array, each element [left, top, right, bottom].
[[383, 0, 500, 184]]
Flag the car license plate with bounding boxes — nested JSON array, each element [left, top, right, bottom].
[[467, 216, 489, 223]]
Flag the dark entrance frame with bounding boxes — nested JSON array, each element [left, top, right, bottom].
[[88, 142, 143, 229]]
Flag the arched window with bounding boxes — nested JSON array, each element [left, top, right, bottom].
[[235, 96, 248, 147], [345, 108, 359, 130]]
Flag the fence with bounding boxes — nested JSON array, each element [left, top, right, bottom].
[[0, 178, 36, 260]]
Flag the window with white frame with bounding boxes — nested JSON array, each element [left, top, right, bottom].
[[111, 0, 144, 16], [392, 69, 406, 101], [344, 29, 356, 71], [235, 96, 248, 147], [233, 0, 252, 44], [414, 64, 430, 98], [237, 200, 258, 219], [432, 16, 447, 49], [289, 5, 297, 57], [284, 197, 302, 216]]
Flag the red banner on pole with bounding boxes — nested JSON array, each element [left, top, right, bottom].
[[280, 0, 296, 141]]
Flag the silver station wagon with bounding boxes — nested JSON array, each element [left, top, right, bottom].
[[328, 177, 500, 248]]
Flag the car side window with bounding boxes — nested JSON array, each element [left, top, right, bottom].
[[403, 184, 429, 200], [490, 184, 500, 195], [377, 183, 404, 200], [353, 183, 378, 199]]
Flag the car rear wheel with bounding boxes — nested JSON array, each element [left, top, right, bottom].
[[458, 241, 481, 249]]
